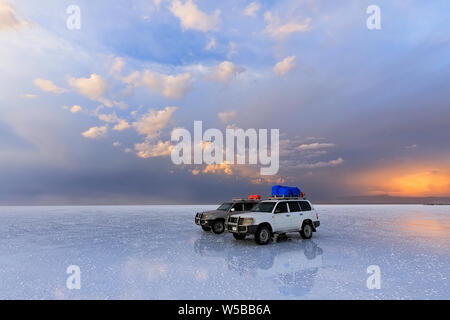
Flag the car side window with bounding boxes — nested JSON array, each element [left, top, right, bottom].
[[289, 201, 301, 212], [274, 202, 288, 214], [299, 201, 312, 211], [232, 203, 243, 211], [243, 203, 255, 211]]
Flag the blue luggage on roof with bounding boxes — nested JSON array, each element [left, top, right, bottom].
[[271, 185, 301, 197]]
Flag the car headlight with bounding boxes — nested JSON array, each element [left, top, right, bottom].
[[240, 218, 254, 226]]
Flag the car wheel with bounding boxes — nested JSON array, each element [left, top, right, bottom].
[[255, 225, 271, 245], [300, 222, 313, 239], [201, 225, 211, 232], [212, 220, 225, 234], [233, 233, 246, 240]]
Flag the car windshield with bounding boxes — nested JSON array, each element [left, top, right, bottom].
[[217, 202, 233, 211], [251, 202, 276, 213]]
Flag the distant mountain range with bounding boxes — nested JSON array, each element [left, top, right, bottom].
[[317, 195, 450, 205]]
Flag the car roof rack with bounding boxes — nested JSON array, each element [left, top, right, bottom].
[[231, 198, 259, 202], [267, 196, 306, 200]]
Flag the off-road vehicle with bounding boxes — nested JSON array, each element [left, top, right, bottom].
[[226, 197, 320, 244], [195, 197, 260, 234]]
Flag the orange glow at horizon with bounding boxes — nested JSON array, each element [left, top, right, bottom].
[[354, 165, 450, 197]]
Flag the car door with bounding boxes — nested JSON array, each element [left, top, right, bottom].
[[272, 201, 291, 231], [287, 201, 303, 230], [299, 201, 314, 221]]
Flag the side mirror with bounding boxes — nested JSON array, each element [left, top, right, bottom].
[[230, 208, 235, 212]]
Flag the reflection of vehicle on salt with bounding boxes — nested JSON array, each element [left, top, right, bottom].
[[227, 240, 323, 297], [194, 196, 260, 234], [193, 234, 323, 297]]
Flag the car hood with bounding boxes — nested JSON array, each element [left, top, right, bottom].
[[229, 211, 257, 218], [200, 209, 227, 219]]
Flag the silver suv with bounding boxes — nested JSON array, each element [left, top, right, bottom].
[[195, 198, 260, 234]]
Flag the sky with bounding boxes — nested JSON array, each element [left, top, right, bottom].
[[1, 0, 450, 204]]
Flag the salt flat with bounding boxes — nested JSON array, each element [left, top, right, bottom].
[[0, 205, 448, 299]]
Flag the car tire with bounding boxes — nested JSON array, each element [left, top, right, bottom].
[[300, 222, 313, 239], [233, 233, 246, 240], [255, 225, 271, 245], [201, 225, 211, 232], [212, 220, 225, 234]]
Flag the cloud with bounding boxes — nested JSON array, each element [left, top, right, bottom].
[[297, 142, 335, 150], [218, 110, 236, 124], [81, 126, 108, 139], [227, 41, 237, 59], [169, 0, 220, 32], [124, 70, 192, 99], [135, 140, 173, 158], [141, 70, 192, 99], [112, 141, 121, 147], [97, 112, 120, 123], [0, 1, 30, 31], [133, 106, 177, 139], [113, 120, 130, 131], [273, 56, 296, 76], [34, 78, 66, 94], [96, 112, 130, 131], [244, 2, 260, 17], [264, 11, 311, 38], [110, 57, 125, 74], [205, 37, 216, 50], [24, 94, 37, 99], [207, 61, 245, 85], [70, 105, 82, 113], [287, 157, 344, 169], [68, 74, 112, 107], [202, 162, 233, 175]]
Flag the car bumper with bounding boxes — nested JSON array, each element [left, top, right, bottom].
[[313, 221, 320, 229], [227, 224, 258, 235], [195, 217, 214, 227]]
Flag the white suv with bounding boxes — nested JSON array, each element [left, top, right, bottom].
[[226, 198, 320, 245]]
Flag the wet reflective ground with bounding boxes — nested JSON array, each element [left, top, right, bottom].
[[0, 205, 448, 299]]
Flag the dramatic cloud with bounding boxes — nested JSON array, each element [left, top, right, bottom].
[[0, 1, 30, 31], [124, 70, 192, 99], [286, 157, 344, 169], [68, 74, 112, 107], [34, 78, 66, 94], [297, 142, 335, 151], [207, 61, 245, 85], [135, 140, 173, 158], [81, 126, 108, 139], [202, 162, 233, 175], [133, 106, 177, 139], [169, 0, 220, 32], [218, 110, 236, 124], [244, 2, 260, 17], [351, 164, 450, 197], [273, 56, 296, 76], [264, 11, 311, 38], [70, 105, 82, 113]]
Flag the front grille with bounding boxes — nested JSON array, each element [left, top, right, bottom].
[[229, 217, 238, 223]]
